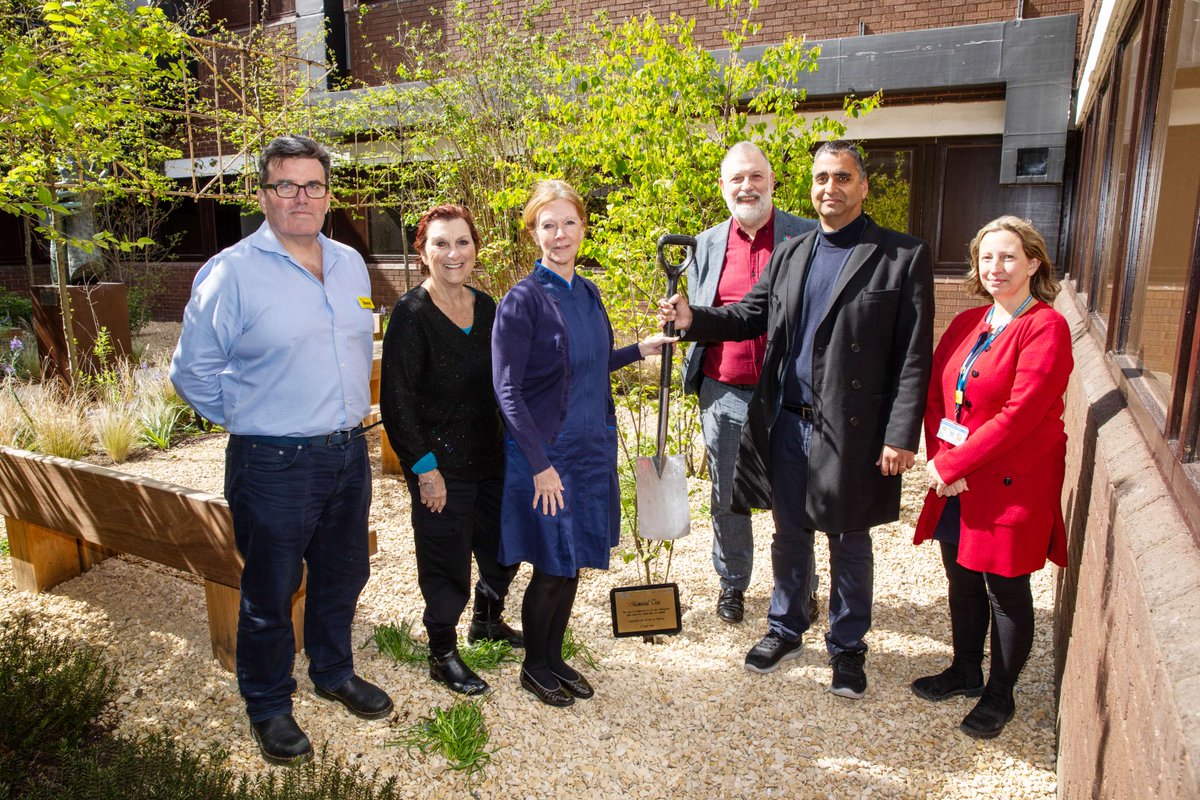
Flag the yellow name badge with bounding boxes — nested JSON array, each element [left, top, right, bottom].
[[357, 296, 375, 309]]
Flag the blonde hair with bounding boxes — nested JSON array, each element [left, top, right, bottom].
[[521, 180, 587, 235], [964, 215, 1061, 303]]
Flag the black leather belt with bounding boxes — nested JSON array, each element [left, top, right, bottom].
[[781, 402, 815, 421], [719, 380, 756, 391], [239, 425, 367, 447]]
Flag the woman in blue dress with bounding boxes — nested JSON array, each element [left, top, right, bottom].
[[492, 180, 675, 707]]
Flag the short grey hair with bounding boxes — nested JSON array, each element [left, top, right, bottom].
[[721, 141, 772, 175], [258, 135, 331, 185], [812, 140, 867, 179]]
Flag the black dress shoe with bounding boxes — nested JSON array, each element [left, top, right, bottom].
[[429, 650, 490, 696], [250, 713, 313, 766], [717, 588, 745, 623], [960, 690, 1016, 739], [520, 668, 574, 707], [912, 666, 984, 702], [551, 668, 594, 699], [314, 675, 394, 719]]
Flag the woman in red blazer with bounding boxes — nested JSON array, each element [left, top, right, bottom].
[[911, 216, 1072, 739]]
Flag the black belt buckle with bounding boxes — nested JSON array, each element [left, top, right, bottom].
[[783, 402, 815, 421], [324, 427, 361, 446]]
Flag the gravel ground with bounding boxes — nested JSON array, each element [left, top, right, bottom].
[[0, 330, 1059, 798]]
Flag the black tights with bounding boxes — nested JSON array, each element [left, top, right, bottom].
[[940, 540, 1034, 700], [521, 568, 580, 686]]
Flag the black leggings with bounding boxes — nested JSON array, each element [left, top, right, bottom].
[[408, 474, 518, 654], [940, 540, 1034, 694], [521, 568, 579, 685]]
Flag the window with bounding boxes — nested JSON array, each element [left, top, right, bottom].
[[1126, 0, 1200, 411], [1096, 16, 1146, 327]]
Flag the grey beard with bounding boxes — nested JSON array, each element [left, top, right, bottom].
[[730, 200, 770, 230]]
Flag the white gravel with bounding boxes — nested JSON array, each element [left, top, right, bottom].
[[0, 390, 1059, 798]]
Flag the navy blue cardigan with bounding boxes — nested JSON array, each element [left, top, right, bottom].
[[492, 267, 642, 474]]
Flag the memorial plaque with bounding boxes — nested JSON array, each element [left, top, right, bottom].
[[609, 583, 682, 638]]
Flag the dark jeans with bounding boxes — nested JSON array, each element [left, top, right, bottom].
[[769, 407, 873, 654], [940, 540, 1034, 687], [405, 473, 518, 654], [225, 435, 372, 723]]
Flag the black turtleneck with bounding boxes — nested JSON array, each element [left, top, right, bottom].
[[783, 213, 869, 407]]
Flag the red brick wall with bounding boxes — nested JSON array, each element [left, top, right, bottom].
[[1053, 287, 1200, 800], [346, 0, 1084, 86]]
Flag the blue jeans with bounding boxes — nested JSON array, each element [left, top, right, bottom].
[[699, 378, 755, 591], [768, 408, 873, 654], [225, 435, 372, 722]]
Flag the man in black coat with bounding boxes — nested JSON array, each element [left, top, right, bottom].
[[659, 140, 933, 698]]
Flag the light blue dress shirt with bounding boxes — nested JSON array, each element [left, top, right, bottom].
[[169, 221, 375, 438]]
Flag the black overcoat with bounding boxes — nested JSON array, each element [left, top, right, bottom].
[[684, 215, 934, 532]]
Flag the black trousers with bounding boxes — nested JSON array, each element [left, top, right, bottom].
[[406, 473, 518, 654], [939, 540, 1034, 690]]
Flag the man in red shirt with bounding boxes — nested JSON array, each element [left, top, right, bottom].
[[683, 142, 816, 623]]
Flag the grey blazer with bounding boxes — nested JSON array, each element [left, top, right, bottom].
[[684, 215, 934, 532], [682, 209, 817, 395]]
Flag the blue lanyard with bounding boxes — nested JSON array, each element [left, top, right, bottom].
[[954, 295, 1034, 421]]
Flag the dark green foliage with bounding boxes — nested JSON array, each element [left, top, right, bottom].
[[0, 289, 32, 327], [21, 734, 239, 800], [238, 754, 400, 800], [125, 285, 155, 334], [0, 615, 117, 795]]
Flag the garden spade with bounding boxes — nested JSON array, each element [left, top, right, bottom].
[[634, 233, 695, 541]]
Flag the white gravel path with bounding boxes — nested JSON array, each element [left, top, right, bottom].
[[0, 426, 1059, 799]]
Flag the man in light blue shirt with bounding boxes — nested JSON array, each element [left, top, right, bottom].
[[171, 135, 392, 766]]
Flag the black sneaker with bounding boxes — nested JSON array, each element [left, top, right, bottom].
[[911, 666, 984, 702], [744, 631, 803, 674], [829, 650, 867, 698]]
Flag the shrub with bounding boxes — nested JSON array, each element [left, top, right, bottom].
[[0, 287, 33, 327], [0, 383, 35, 449], [0, 615, 117, 794]]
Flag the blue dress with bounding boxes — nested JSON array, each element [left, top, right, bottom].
[[498, 266, 620, 576]]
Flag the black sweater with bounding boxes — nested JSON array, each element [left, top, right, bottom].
[[380, 286, 503, 481]]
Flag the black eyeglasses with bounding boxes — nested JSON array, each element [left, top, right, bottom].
[[262, 181, 329, 199]]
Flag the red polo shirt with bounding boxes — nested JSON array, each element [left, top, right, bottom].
[[702, 211, 775, 385]]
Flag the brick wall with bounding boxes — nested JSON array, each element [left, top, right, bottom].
[[1053, 288, 1200, 799], [346, 0, 1084, 87]]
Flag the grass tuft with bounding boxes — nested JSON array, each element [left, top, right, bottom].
[[562, 625, 599, 670], [92, 402, 141, 463], [459, 637, 517, 672], [138, 394, 184, 450], [23, 382, 92, 459], [391, 698, 494, 781], [372, 621, 428, 665]]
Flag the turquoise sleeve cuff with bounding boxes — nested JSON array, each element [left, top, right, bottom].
[[412, 452, 438, 474]]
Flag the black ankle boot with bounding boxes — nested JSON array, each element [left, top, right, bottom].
[[429, 650, 490, 695], [960, 683, 1016, 739], [467, 587, 524, 648]]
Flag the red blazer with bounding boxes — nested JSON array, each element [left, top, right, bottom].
[[913, 302, 1072, 577]]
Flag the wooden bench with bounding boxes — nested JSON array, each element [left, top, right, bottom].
[[0, 445, 375, 672]]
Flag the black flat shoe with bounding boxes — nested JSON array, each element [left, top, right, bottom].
[[717, 588, 745, 623], [551, 668, 594, 699], [429, 650, 490, 696], [912, 666, 984, 702], [250, 713, 313, 766], [520, 668, 574, 707], [314, 675, 394, 719], [960, 692, 1016, 739]]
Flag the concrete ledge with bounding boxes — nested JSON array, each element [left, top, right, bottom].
[[1054, 292, 1200, 799]]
